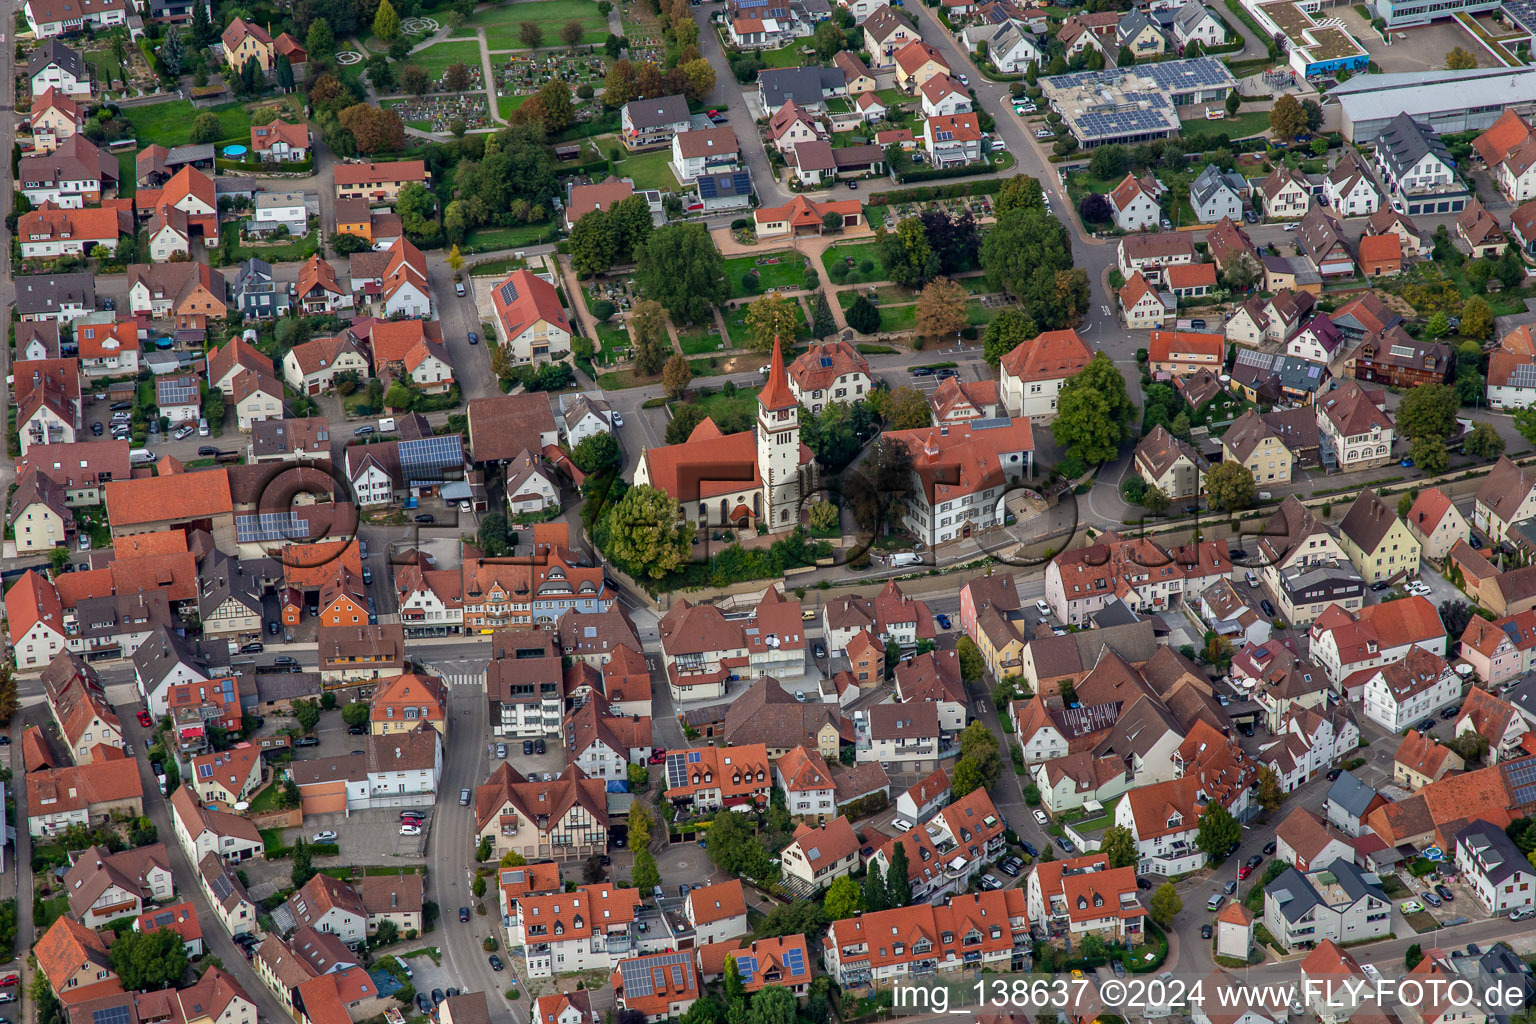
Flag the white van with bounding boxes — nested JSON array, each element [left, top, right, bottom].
[[198, 418, 210, 437], [889, 551, 922, 567], [129, 448, 157, 466], [378, 417, 396, 433]]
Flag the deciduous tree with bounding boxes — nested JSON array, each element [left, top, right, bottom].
[[879, 385, 930, 430], [662, 353, 693, 399], [444, 62, 472, 92], [1397, 383, 1459, 443], [110, 927, 188, 990], [519, 21, 544, 48], [915, 277, 967, 342], [1052, 352, 1134, 465], [956, 636, 984, 683], [824, 876, 862, 919], [1149, 882, 1181, 926], [635, 223, 726, 324], [1466, 421, 1505, 460], [1206, 461, 1257, 512], [1446, 46, 1477, 69], [1269, 93, 1306, 140], [982, 307, 1037, 368], [561, 19, 585, 49], [744, 294, 799, 353], [399, 63, 428, 95], [604, 485, 691, 579], [1195, 804, 1240, 861]]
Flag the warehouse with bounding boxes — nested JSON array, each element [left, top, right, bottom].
[[1334, 68, 1536, 143]]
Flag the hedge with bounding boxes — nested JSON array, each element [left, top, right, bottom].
[[217, 156, 315, 174], [556, 158, 612, 179], [265, 841, 340, 860], [865, 177, 1005, 206], [891, 160, 1003, 185]]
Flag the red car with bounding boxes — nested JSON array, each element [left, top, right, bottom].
[[136, 710, 153, 728], [1236, 864, 1253, 881], [648, 748, 668, 765]]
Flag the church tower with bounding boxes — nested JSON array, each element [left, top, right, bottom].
[[756, 334, 802, 532]]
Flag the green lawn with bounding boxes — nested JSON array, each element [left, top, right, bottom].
[[233, 234, 320, 264], [594, 319, 631, 358], [497, 93, 528, 119], [820, 241, 886, 282], [723, 252, 809, 299], [124, 100, 252, 147], [248, 783, 285, 816], [678, 323, 726, 355], [410, 40, 483, 78], [462, 221, 555, 253], [611, 146, 677, 191], [469, 0, 610, 49], [873, 88, 909, 108], [877, 304, 917, 332], [116, 151, 137, 198], [758, 41, 814, 68], [1184, 108, 1271, 140]]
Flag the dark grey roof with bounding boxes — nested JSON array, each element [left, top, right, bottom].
[[758, 66, 845, 108], [1507, 673, 1536, 725], [1455, 819, 1535, 886], [1375, 111, 1453, 182], [1090, 598, 1142, 629], [1173, 0, 1215, 34], [16, 273, 95, 317], [1116, 8, 1160, 43], [28, 39, 85, 81], [1190, 163, 1245, 208], [197, 550, 263, 620], [1325, 771, 1380, 819], [623, 94, 690, 129], [132, 626, 207, 686], [251, 671, 321, 705], [1265, 864, 1320, 923]]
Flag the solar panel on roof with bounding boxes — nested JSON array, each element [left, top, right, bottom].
[[737, 954, 757, 984], [670, 965, 684, 987], [399, 435, 464, 487], [783, 948, 806, 975], [93, 1006, 130, 1024], [688, 751, 702, 763], [236, 511, 310, 544], [498, 280, 520, 305]]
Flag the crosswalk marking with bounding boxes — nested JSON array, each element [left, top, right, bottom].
[[440, 673, 486, 689]]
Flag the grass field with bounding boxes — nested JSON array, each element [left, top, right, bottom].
[[462, 222, 555, 252], [836, 290, 916, 332], [1183, 108, 1271, 140], [758, 41, 815, 68], [594, 319, 631, 357], [497, 93, 529, 119], [469, 0, 610, 49], [820, 241, 886, 282], [610, 145, 677, 191], [234, 235, 320, 263], [124, 100, 252, 147], [723, 252, 809, 299], [678, 323, 726, 355], [116, 151, 137, 198], [410, 40, 483, 78]]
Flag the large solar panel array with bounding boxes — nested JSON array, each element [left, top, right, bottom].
[[399, 434, 464, 487], [1043, 57, 1233, 95], [698, 172, 750, 200], [236, 511, 310, 544], [620, 952, 694, 998], [1074, 104, 1177, 141], [93, 1006, 130, 1024]]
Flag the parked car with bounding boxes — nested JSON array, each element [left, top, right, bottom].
[[415, 514, 435, 523], [649, 749, 667, 765], [431, 990, 445, 1007], [1237, 864, 1253, 880], [416, 995, 432, 1015], [348, 724, 366, 735], [1423, 891, 1442, 907], [1435, 884, 1455, 901], [460, 788, 472, 805], [137, 710, 153, 727], [523, 740, 534, 755], [174, 424, 195, 440], [535, 738, 546, 755], [935, 613, 951, 630], [1263, 841, 1277, 855], [311, 831, 337, 842], [1033, 809, 1048, 826], [980, 874, 1003, 890], [1223, 881, 1237, 895], [400, 825, 422, 837], [1246, 854, 1264, 869], [240, 642, 263, 654], [488, 955, 504, 971], [496, 743, 507, 758], [1201, 924, 1213, 939]]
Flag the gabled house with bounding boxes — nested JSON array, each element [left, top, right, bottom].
[[1374, 111, 1468, 217], [1489, 327, 1536, 411], [1361, 646, 1460, 732], [1295, 204, 1355, 278], [1322, 152, 1380, 216], [998, 328, 1093, 420], [1316, 380, 1393, 472], [1474, 456, 1536, 542], [296, 254, 350, 313], [1455, 686, 1529, 764], [1134, 425, 1206, 502], [1108, 173, 1162, 232], [1189, 163, 1246, 223], [1118, 271, 1171, 329], [1336, 488, 1420, 585], [1394, 728, 1462, 789], [1455, 819, 1536, 916], [1260, 164, 1310, 220], [1404, 486, 1469, 562], [1457, 198, 1507, 258]]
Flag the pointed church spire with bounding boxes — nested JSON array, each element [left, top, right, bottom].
[[758, 334, 796, 412]]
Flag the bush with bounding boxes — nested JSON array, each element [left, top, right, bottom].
[[590, 298, 616, 321]]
